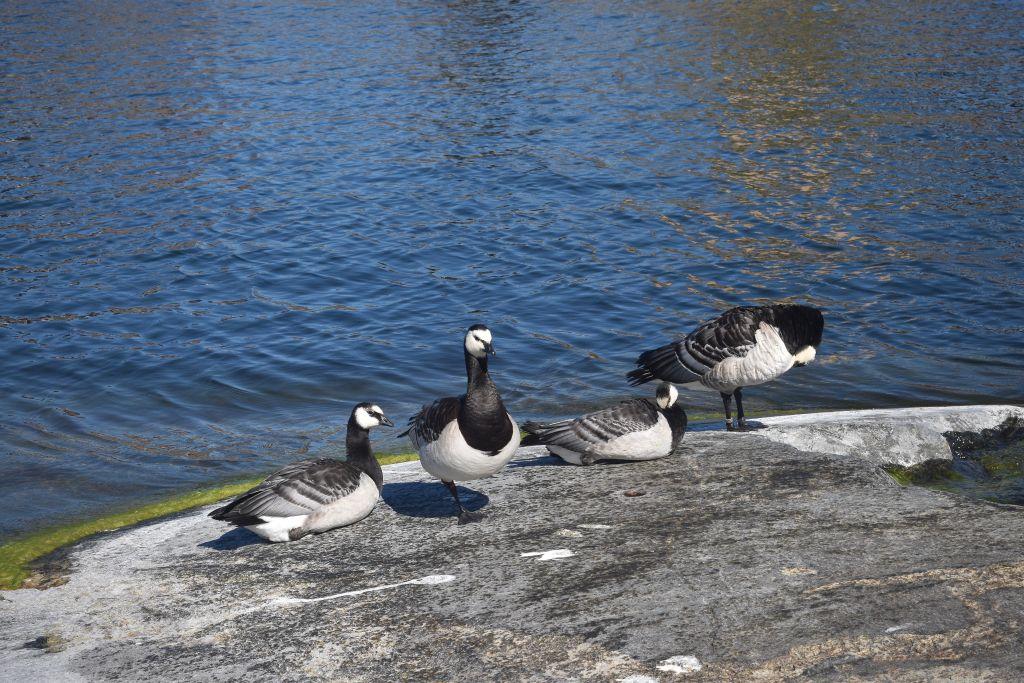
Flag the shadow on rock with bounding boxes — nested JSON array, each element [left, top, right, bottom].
[[507, 454, 567, 468], [382, 481, 489, 518], [199, 527, 264, 551]]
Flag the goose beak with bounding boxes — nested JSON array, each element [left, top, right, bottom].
[[484, 342, 496, 356], [379, 414, 395, 427]]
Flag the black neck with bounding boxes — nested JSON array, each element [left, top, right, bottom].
[[459, 349, 513, 453], [661, 404, 688, 455], [346, 416, 383, 489], [465, 349, 489, 387]]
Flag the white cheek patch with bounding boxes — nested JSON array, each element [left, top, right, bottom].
[[793, 346, 817, 364], [464, 331, 490, 358], [354, 408, 377, 429], [656, 383, 678, 409]]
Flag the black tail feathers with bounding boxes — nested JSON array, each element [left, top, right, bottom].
[[626, 367, 655, 386], [520, 421, 545, 446]]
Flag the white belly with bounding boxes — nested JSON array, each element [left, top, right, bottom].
[[548, 415, 673, 465], [419, 414, 519, 482], [243, 474, 380, 543], [548, 445, 584, 465], [245, 515, 309, 543], [701, 322, 795, 393]]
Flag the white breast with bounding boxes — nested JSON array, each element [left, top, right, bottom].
[[418, 413, 519, 482], [303, 474, 380, 534], [701, 322, 795, 393]]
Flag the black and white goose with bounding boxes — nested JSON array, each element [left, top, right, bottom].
[[401, 324, 518, 524], [521, 383, 687, 465], [627, 304, 823, 431], [208, 403, 393, 542]]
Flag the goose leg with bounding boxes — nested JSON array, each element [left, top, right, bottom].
[[735, 388, 747, 431], [733, 388, 763, 431], [721, 392, 736, 431], [444, 480, 484, 524]]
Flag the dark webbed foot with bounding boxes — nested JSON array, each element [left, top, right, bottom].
[[457, 509, 485, 525], [734, 419, 766, 432]]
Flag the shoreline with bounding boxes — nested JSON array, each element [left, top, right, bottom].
[[0, 451, 420, 590], [0, 409, 781, 591], [3, 403, 1019, 592]]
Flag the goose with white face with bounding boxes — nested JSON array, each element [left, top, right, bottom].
[[403, 324, 517, 524], [521, 381, 688, 465], [208, 402, 393, 542], [628, 303, 823, 432], [464, 325, 495, 358]]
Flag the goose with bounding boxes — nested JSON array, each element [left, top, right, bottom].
[[521, 383, 687, 465], [400, 324, 518, 524], [627, 304, 823, 431], [208, 403, 393, 542]]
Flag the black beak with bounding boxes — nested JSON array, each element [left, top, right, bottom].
[[484, 342, 495, 356], [379, 414, 394, 427]]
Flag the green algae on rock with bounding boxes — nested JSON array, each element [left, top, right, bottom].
[[0, 452, 419, 590]]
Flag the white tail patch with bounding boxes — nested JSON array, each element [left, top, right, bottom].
[[793, 345, 817, 364], [245, 515, 309, 543], [272, 574, 456, 605], [521, 549, 574, 561]]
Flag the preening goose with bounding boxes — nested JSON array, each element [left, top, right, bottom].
[[628, 304, 823, 431], [401, 324, 518, 524], [208, 403, 393, 542], [522, 383, 687, 465]]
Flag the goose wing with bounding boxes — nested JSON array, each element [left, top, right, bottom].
[[401, 396, 462, 448], [522, 398, 659, 454], [628, 306, 763, 385], [209, 459, 364, 525]]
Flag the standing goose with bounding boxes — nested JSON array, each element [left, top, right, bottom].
[[627, 304, 823, 431], [209, 403, 393, 542], [521, 383, 687, 465], [401, 324, 518, 524]]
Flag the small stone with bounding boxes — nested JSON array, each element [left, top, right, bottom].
[[657, 655, 702, 674], [624, 489, 646, 497], [781, 567, 818, 576]]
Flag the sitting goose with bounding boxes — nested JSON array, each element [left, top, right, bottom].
[[627, 304, 823, 431], [208, 403, 393, 542], [401, 324, 518, 524], [521, 383, 687, 465]]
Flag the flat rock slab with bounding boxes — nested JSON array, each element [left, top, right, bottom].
[[758, 405, 1024, 467], [3, 407, 1024, 681]]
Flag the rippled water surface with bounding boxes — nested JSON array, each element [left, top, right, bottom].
[[2, 0, 1023, 538]]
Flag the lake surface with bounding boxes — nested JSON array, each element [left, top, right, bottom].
[[2, 0, 1023, 540]]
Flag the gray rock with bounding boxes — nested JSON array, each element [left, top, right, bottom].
[[757, 405, 1024, 466], [2, 406, 1023, 681]]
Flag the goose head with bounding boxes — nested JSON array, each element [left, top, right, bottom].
[[464, 324, 495, 359], [352, 403, 394, 430], [655, 382, 679, 410]]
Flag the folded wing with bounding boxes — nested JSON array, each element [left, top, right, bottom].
[[523, 398, 660, 455], [209, 459, 364, 525]]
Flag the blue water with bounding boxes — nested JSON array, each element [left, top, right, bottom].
[[2, 0, 1023, 540]]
